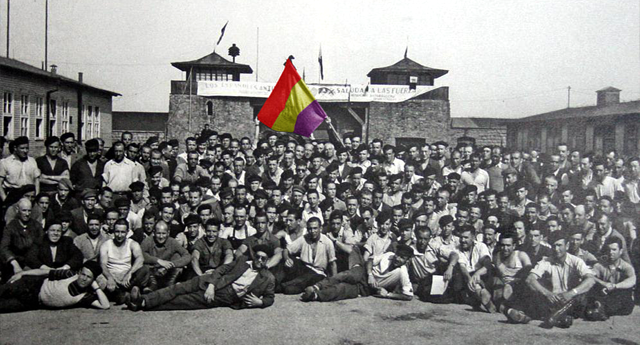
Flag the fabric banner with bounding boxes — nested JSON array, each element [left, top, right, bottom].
[[197, 81, 437, 103]]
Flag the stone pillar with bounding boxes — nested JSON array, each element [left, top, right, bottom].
[[561, 123, 568, 144], [540, 127, 548, 153]]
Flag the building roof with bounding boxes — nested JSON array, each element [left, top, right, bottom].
[[597, 86, 621, 92], [451, 117, 511, 129], [0, 56, 120, 96], [171, 51, 253, 74], [112, 112, 168, 132], [367, 57, 448, 78], [511, 100, 640, 123]]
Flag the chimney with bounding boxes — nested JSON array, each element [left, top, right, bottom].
[[50, 64, 57, 74], [596, 87, 621, 107], [78, 72, 83, 83]]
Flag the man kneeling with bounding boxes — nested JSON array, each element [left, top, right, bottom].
[[127, 244, 275, 311]]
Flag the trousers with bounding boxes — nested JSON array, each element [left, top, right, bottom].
[[0, 276, 45, 313], [315, 265, 367, 302], [144, 276, 240, 311]]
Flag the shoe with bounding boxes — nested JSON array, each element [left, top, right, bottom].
[[300, 286, 318, 302], [127, 287, 143, 311], [506, 308, 531, 324]]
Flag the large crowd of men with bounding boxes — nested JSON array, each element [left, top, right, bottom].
[[0, 127, 638, 327]]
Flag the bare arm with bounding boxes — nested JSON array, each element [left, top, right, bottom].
[[89, 281, 111, 310], [191, 250, 204, 276]]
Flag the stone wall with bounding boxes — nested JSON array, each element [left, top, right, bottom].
[[112, 130, 165, 145], [449, 127, 507, 147], [368, 99, 451, 146], [167, 94, 255, 144]]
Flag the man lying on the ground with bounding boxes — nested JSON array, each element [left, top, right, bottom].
[[300, 243, 415, 302], [0, 261, 109, 313], [127, 244, 275, 311], [589, 237, 636, 317], [504, 231, 595, 324]]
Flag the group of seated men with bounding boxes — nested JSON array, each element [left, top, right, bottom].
[[0, 129, 638, 327]]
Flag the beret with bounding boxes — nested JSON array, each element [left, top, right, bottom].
[[184, 214, 202, 226], [129, 181, 145, 192], [292, 185, 305, 195], [80, 188, 98, 200], [58, 178, 73, 191]]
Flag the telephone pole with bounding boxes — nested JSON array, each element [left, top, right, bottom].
[[567, 86, 571, 108]]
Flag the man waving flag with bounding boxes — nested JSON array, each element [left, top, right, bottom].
[[257, 58, 327, 137]]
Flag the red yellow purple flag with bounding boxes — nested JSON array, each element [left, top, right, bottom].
[[257, 59, 327, 137]]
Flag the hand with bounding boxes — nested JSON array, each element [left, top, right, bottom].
[[8, 272, 24, 284], [605, 283, 615, 292], [157, 259, 173, 270], [325, 117, 332, 124], [60, 264, 71, 270], [545, 292, 564, 306], [468, 275, 481, 292], [243, 293, 263, 308], [368, 275, 378, 288], [122, 273, 132, 289], [204, 285, 216, 304], [106, 277, 117, 291], [204, 269, 216, 275], [444, 268, 453, 282], [285, 258, 294, 268]]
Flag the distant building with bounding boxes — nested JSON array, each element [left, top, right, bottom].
[[112, 111, 168, 144], [507, 87, 640, 156], [450, 117, 509, 147], [0, 56, 119, 153]]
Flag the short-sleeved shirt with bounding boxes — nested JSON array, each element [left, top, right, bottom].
[[530, 253, 593, 293], [287, 234, 336, 275], [241, 231, 281, 257], [36, 156, 69, 192], [325, 226, 361, 247], [364, 233, 394, 257], [0, 155, 41, 189], [410, 239, 454, 279], [593, 260, 635, 285], [457, 241, 491, 273], [430, 235, 460, 256], [192, 237, 232, 271], [102, 158, 139, 192], [372, 252, 413, 296]]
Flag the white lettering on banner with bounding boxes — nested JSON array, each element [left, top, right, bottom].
[[197, 81, 438, 103]]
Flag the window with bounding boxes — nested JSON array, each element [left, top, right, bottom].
[[19, 95, 29, 137], [94, 107, 100, 137], [88, 106, 94, 138], [61, 101, 69, 133], [206, 101, 213, 116], [49, 99, 57, 137], [35, 97, 44, 139], [3, 116, 12, 138], [20, 95, 29, 115], [3, 92, 12, 114]]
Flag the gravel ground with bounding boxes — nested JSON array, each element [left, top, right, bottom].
[[1, 295, 639, 345]]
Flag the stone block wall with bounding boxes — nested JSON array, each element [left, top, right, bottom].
[[449, 127, 507, 147], [368, 99, 451, 145]]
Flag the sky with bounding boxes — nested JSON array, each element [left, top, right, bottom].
[[1, 0, 639, 118]]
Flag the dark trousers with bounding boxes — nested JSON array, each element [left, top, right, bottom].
[[144, 276, 239, 311], [0, 276, 45, 313], [273, 259, 325, 295], [315, 266, 367, 302], [148, 267, 183, 291], [593, 289, 635, 316], [105, 266, 151, 303]]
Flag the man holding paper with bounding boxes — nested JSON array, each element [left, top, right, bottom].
[[408, 225, 459, 302]]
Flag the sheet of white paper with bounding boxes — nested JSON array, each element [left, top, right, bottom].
[[430, 275, 448, 295]]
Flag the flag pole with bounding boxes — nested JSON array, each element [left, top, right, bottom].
[[188, 66, 192, 133]]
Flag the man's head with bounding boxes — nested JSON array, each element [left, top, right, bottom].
[[306, 217, 322, 242], [483, 226, 497, 246], [548, 231, 568, 261], [499, 231, 516, 258], [391, 244, 414, 269], [13, 136, 29, 161], [17, 198, 32, 223], [153, 221, 170, 245], [76, 261, 102, 289], [112, 141, 126, 162], [251, 244, 273, 270], [459, 226, 476, 251], [113, 219, 129, 245], [204, 219, 221, 244], [605, 237, 625, 263]]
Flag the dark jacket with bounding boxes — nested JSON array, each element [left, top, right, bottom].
[[198, 255, 275, 309], [26, 236, 83, 271], [70, 156, 105, 191]]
